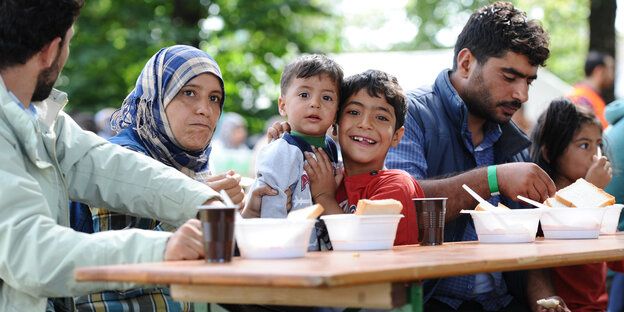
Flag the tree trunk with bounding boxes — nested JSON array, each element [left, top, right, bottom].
[[589, 0, 617, 102], [172, 0, 204, 47]]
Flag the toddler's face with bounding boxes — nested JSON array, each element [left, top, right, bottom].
[[278, 74, 338, 137], [556, 123, 603, 184]]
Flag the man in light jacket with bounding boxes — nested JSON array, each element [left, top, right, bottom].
[[0, 1, 224, 311]]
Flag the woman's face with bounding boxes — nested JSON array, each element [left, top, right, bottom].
[[166, 73, 223, 151], [555, 122, 603, 187]]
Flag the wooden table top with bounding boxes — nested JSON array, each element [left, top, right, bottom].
[[75, 235, 624, 288]]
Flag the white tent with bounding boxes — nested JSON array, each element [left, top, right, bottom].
[[332, 49, 572, 126]]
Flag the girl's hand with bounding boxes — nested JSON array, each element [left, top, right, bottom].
[[304, 147, 342, 203], [585, 155, 612, 188]]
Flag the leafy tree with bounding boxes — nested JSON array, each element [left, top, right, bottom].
[[400, 0, 596, 87], [61, 0, 343, 134]]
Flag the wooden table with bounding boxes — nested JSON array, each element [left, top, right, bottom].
[[75, 235, 624, 310]]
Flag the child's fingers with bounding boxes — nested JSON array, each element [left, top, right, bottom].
[[304, 151, 319, 170], [313, 147, 331, 172], [303, 153, 321, 180]]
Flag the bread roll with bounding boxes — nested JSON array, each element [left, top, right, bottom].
[[475, 202, 510, 212], [287, 204, 325, 220], [355, 199, 402, 215]]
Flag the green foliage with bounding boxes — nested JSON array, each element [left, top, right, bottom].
[[518, 0, 589, 84], [400, 0, 490, 50], [61, 0, 343, 134], [400, 0, 589, 85]]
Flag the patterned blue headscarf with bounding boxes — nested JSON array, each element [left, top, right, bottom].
[[111, 45, 224, 181]]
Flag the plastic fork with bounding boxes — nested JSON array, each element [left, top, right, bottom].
[[462, 184, 497, 210], [517, 195, 549, 209]]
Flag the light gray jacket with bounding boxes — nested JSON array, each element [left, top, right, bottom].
[[0, 76, 219, 311]]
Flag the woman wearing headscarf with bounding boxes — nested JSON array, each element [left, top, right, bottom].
[[74, 45, 249, 312]]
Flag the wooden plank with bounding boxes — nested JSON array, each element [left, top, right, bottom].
[[171, 282, 406, 309], [75, 235, 624, 288]]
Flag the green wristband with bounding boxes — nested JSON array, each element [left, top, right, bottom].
[[487, 165, 499, 195]]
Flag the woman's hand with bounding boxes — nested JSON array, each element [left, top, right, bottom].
[[204, 170, 245, 206], [585, 155, 612, 189]]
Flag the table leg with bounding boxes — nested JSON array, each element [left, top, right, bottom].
[[410, 281, 423, 312]]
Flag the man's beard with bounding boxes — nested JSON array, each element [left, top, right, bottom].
[[462, 68, 521, 124], [31, 57, 61, 102]]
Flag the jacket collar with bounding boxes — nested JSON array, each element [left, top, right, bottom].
[[0, 75, 68, 129], [0, 75, 68, 166], [433, 69, 467, 129]]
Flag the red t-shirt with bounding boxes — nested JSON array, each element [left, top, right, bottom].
[[335, 169, 424, 246], [552, 256, 624, 311]]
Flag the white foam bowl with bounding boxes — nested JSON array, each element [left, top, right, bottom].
[[320, 214, 403, 251], [235, 218, 316, 259], [540, 207, 608, 239], [600, 204, 624, 235], [461, 209, 542, 243]]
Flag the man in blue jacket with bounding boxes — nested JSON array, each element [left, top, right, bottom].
[[386, 2, 567, 312]]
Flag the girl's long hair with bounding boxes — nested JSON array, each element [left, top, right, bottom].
[[529, 97, 602, 180]]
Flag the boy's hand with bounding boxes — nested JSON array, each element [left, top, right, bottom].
[[266, 121, 291, 143], [585, 155, 612, 188], [304, 147, 342, 203], [204, 170, 244, 207], [164, 219, 204, 261]]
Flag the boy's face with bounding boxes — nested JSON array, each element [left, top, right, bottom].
[[278, 74, 338, 137], [339, 89, 404, 175]]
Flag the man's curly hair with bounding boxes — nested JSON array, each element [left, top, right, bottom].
[[452, 1, 550, 70]]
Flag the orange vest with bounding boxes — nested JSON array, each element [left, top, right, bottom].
[[569, 84, 608, 129]]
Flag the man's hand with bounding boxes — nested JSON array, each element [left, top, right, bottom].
[[497, 163, 556, 203], [585, 155, 612, 188], [266, 120, 290, 143], [204, 170, 245, 206], [304, 147, 342, 203], [163, 219, 204, 261]]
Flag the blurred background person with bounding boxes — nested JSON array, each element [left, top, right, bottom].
[[70, 111, 97, 133], [569, 50, 616, 129], [605, 99, 624, 312], [94, 107, 116, 139], [210, 112, 254, 178]]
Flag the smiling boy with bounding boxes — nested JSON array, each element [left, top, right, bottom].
[[305, 69, 424, 246], [247, 54, 343, 250]]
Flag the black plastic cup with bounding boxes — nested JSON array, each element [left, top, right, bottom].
[[198, 206, 236, 263], [413, 198, 447, 246]]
